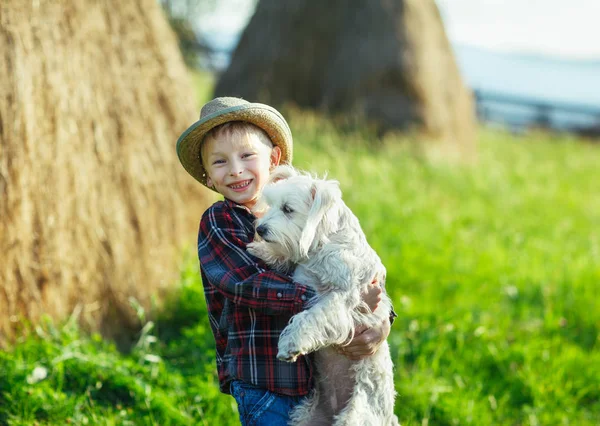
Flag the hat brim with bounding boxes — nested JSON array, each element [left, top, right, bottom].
[[176, 103, 293, 187]]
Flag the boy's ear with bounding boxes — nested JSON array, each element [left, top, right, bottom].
[[270, 146, 282, 167], [206, 176, 213, 187]]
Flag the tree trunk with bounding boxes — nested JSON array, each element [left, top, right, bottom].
[[215, 0, 475, 153], [0, 0, 210, 347]]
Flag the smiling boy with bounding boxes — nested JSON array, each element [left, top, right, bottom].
[[200, 121, 280, 209], [176, 97, 391, 426]]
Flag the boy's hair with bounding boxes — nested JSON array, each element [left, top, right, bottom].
[[201, 121, 274, 169]]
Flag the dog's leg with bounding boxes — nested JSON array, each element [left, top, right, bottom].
[[246, 241, 293, 272], [333, 347, 400, 426], [288, 388, 328, 426], [332, 385, 386, 426], [277, 292, 354, 362]]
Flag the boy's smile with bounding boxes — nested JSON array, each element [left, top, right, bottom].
[[228, 179, 253, 192], [202, 129, 281, 210]]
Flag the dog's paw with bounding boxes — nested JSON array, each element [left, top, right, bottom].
[[277, 335, 303, 362], [277, 347, 302, 363], [246, 241, 265, 257]]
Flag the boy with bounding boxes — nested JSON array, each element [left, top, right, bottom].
[[176, 97, 391, 425]]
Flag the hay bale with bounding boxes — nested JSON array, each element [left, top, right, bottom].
[[0, 0, 211, 346], [215, 0, 476, 155]]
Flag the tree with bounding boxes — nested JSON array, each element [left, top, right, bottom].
[[0, 0, 209, 347], [215, 0, 475, 153]]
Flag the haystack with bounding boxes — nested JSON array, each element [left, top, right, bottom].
[[215, 0, 476, 154], [0, 0, 210, 346]]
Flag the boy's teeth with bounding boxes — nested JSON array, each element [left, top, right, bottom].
[[231, 181, 250, 189]]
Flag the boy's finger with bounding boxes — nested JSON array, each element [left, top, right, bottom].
[[355, 324, 369, 335], [345, 328, 371, 349], [344, 345, 376, 360]]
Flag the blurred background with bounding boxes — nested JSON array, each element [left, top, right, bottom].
[[0, 0, 598, 425], [172, 0, 600, 136]]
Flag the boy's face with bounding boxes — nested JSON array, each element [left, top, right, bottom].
[[202, 130, 281, 210]]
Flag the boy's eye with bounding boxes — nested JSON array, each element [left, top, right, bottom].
[[242, 152, 257, 159], [282, 204, 294, 215], [212, 159, 225, 165]]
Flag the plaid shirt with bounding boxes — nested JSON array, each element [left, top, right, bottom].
[[198, 199, 316, 397]]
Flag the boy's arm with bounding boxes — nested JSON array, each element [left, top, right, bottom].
[[199, 207, 313, 315]]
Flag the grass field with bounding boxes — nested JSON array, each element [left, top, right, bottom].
[[1, 76, 599, 425]]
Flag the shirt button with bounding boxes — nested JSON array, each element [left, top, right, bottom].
[[301, 295, 307, 301], [277, 292, 283, 298]]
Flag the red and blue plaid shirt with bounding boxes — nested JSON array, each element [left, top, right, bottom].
[[198, 199, 316, 397]]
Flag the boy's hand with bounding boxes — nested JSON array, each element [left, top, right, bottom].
[[335, 318, 390, 360], [360, 276, 382, 312]]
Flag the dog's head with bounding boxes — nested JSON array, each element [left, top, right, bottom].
[[253, 166, 343, 261]]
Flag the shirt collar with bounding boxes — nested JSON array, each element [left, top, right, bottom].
[[223, 198, 254, 215]]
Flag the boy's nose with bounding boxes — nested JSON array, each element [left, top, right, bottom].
[[229, 160, 244, 175]]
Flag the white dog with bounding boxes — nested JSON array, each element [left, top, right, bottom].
[[247, 166, 399, 426]]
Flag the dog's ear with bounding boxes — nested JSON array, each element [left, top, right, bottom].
[[268, 165, 298, 185], [299, 179, 342, 256]]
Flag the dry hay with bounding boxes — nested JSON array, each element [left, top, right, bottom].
[[0, 0, 211, 346], [216, 0, 476, 157]]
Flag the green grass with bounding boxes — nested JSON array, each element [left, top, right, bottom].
[[1, 79, 599, 425], [0, 257, 237, 426]]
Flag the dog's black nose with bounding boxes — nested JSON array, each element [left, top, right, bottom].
[[256, 225, 268, 238]]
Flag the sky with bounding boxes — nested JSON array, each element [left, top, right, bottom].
[[436, 0, 600, 59], [196, 0, 600, 60]]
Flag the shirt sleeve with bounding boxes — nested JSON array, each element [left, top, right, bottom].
[[198, 204, 314, 315]]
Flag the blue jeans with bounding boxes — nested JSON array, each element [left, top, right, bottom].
[[230, 380, 305, 426]]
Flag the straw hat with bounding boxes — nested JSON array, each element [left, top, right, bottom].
[[176, 97, 293, 187]]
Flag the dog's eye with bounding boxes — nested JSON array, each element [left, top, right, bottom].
[[282, 204, 294, 215]]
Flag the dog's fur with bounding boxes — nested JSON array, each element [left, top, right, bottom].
[[247, 166, 399, 426]]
